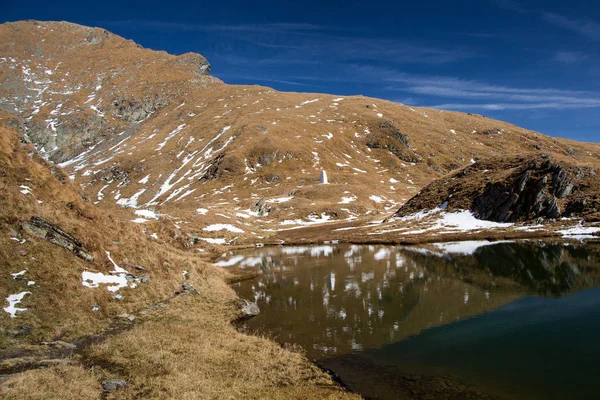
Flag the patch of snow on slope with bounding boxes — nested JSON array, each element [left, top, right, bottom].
[[295, 98, 319, 108], [116, 188, 147, 208], [557, 225, 600, 237], [135, 209, 159, 219], [4, 292, 31, 318], [339, 195, 357, 204], [11, 269, 27, 279], [203, 224, 244, 233], [138, 175, 150, 184], [156, 124, 186, 151], [81, 251, 135, 293], [198, 237, 226, 245]]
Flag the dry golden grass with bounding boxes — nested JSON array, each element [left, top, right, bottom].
[[81, 295, 358, 400], [1, 365, 101, 400], [0, 122, 358, 399]]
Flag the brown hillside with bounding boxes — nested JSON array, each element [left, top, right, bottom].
[[2, 20, 600, 245], [0, 117, 355, 398]]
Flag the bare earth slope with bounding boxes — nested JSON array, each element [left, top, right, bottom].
[[2, 20, 600, 247]]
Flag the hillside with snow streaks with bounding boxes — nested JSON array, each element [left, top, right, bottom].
[[2, 20, 600, 245]]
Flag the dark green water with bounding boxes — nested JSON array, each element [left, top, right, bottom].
[[226, 240, 600, 399]]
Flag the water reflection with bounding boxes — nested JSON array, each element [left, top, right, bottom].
[[230, 241, 600, 360]]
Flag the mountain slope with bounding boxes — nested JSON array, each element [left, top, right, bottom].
[[0, 112, 354, 398], [3, 20, 600, 245]]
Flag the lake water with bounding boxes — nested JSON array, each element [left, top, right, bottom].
[[226, 240, 600, 399]]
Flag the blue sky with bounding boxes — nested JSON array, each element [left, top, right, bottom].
[[3, 0, 600, 142]]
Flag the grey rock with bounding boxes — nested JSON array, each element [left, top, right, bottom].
[[102, 379, 128, 392], [111, 95, 169, 123], [200, 154, 244, 181], [253, 199, 272, 216], [22, 216, 94, 261], [26, 113, 108, 163], [124, 263, 146, 271], [7, 325, 31, 336], [178, 282, 199, 294], [168, 52, 211, 75], [118, 313, 135, 322], [480, 129, 501, 135], [237, 299, 260, 318], [266, 174, 280, 184], [41, 340, 77, 350], [469, 158, 578, 222]]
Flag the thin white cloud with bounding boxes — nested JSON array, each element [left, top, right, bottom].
[[553, 51, 589, 64], [430, 102, 600, 110], [542, 12, 600, 41]]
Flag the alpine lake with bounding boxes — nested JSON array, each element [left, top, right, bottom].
[[222, 240, 600, 400]]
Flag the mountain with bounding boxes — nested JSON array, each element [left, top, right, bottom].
[[0, 103, 354, 399], [2, 20, 599, 247], [1, 19, 599, 399]]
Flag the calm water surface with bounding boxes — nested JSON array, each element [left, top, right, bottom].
[[225, 240, 600, 400]]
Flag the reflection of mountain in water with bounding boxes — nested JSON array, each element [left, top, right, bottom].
[[232, 241, 600, 359], [406, 241, 600, 296]]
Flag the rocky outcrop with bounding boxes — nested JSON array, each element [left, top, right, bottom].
[[111, 94, 170, 123], [21, 216, 94, 261], [200, 154, 244, 180], [393, 155, 600, 223], [253, 199, 272, 216], [365, 120, 422, 163], [168, 52, 211, 75], [473, 159, 577, 222], [26, 113, 109, 163]]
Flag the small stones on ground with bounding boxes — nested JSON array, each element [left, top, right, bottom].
[[102, 378, 128, 392], [118, 313, 135, 322]]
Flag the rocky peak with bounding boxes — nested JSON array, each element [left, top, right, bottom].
[[169, 52, 211, 75]]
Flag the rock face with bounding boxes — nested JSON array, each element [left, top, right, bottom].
[[393, 155, 600, 223], [473, 159, 576, 222], [111, 94, 170, 123], [21, 216, 94, 261]]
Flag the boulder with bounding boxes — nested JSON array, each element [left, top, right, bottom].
[[236, 299, 260, 319], [253, 199, 272, 216], [177, 282, 199, 295], [102, 379, 128, 392]]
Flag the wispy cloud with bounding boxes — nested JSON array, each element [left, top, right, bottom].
[[490, 0, 529, 14], [344, 66, 600, 111], [541, 12, 600, 41], [553, 51, 589, 64], [101, 20, 326, 34], [102, 20, 474, 65], [430, 102, 600, 111]]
